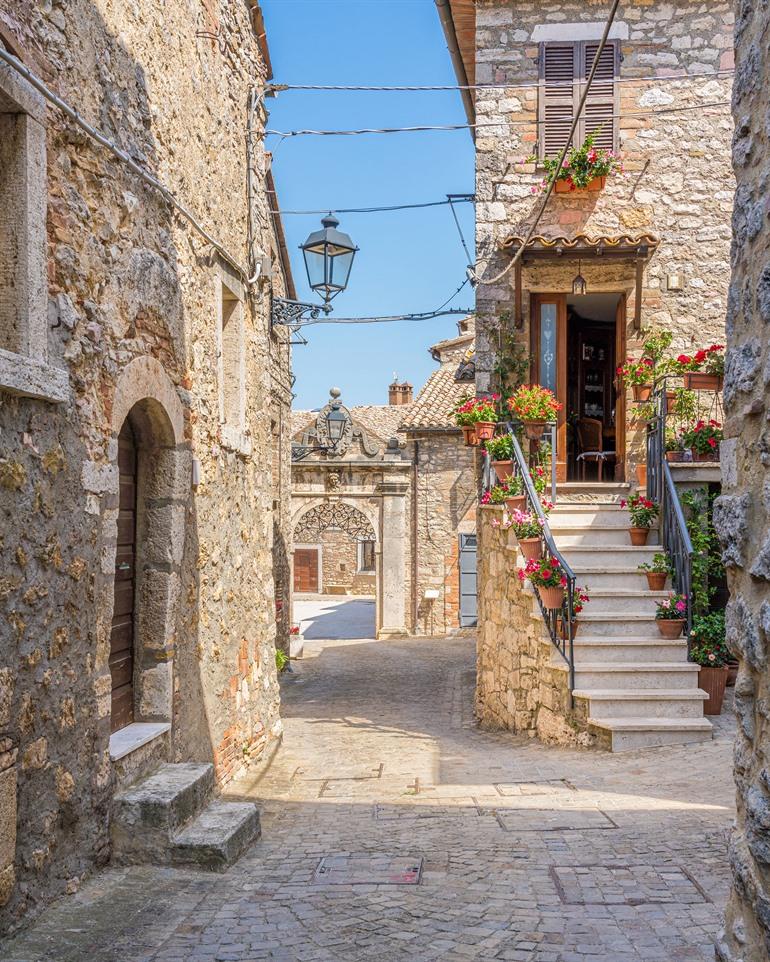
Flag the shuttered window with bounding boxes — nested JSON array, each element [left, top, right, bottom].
[[538, 40, 619, 158]]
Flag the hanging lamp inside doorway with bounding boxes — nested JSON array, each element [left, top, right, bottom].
[[572, 258, 587, 296]]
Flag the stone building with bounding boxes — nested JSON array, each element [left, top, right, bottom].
[[439, 0, 734, 480], [291, 318, 477, 636], [0, 0, 292, 932], [715, 3, 770, 958]]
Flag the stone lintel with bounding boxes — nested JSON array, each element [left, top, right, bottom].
[[0, 349, 70, 403]]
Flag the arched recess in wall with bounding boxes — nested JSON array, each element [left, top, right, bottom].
[[293, 500, 377, 543], [106, 356, 190, 735]]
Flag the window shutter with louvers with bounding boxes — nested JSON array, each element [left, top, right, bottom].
[[582, 41, 619, 151]]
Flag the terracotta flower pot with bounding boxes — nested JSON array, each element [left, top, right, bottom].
[[629, 526, 650, 546], [690, 448, 719, 463], [461, 425, 478, 447], [656, 618, 685, 639], [474, 421, 496, 442], [666, 450, 685, 463], [559, 619, 579, 640], [645, 571, 667, 591], [554, 175, 606, 194], [699, 665, 729, 715], [683, 372, 723, 392], [538, 585, 566, 609], [492, 459, 513, 480], [635, 464, 647, 487], [505, 495, 527, 514], [632, 384, 653, 402], [522, 420, 548, 441], [518, 537, 542, 561]]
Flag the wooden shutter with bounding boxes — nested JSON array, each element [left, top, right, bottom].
[[539, 41, 619, 157], [539, 43, 578, 158], [582, 41, 618, 151]]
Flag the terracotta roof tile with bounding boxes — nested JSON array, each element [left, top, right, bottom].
[[400, 345, 476, 430]]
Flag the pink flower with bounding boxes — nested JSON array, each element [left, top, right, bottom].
[[675, 600, 686, 613]]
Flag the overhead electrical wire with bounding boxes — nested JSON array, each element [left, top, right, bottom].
[[299, 277, 472, 326], [265, 99, 730, 139], [267, 67, 735, 94], [269, 196, 473, 215]]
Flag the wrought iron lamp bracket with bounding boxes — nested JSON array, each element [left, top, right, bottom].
[[271, 296, 332, 329]]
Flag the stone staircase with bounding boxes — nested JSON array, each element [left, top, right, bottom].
[[112, 762, 260, 870], [545, 483, 712, 751]]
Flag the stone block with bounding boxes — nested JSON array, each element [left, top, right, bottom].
[[0, 766, 16, 869]]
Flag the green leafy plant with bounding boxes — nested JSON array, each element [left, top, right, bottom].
[[655, 592, 689, 621], [620, 493, 659, 528], [638, 552, 673, 575], [682, 419, 723, 457], [491, 311, 531, 400], [507, 384, 561, 422], [689, 612, 729, 667], [669, 388, 698, 425], [679, 488, 724, 616], [275, 649, 289, 672], [530, 133, 623, 191], [508, 509, 545, 540], [671, 344, 725, 376], [617, 356, 655, 387], [452, 394, 500, 426], [641, 328, 675, 366], [664, 428, 686, 453], [485, 434, 513, 461]]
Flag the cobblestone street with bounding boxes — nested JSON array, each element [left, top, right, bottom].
[[3, 635, 735, 962]]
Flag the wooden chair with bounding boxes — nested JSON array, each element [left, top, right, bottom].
[[576, 417, 616, 482]]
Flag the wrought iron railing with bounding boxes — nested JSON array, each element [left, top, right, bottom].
[[482, 421, 576, 691], [646, 383, 694, 637]]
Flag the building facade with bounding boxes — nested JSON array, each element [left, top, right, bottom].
[[439, 0, 733, 480], [290, 319, 477, 636], [0, 1, 291, 932]]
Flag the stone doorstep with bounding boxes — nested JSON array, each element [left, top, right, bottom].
[[171, 801, 260, 871], [109, 722, 170, 761], [113, 762, 215, 832]]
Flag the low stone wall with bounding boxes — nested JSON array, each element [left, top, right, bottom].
[[476, 506, 599, 748]]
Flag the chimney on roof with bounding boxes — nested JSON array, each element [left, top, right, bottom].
[[388, 379, 413, 406]]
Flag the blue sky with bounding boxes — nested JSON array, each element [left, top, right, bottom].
[[262, 0, 475, 410]]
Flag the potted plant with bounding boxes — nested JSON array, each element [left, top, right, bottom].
[[530, 134, 623, 194], [689, 612, 729, 714], [682, 419, 723, 462], [665, 428, 687, 463], [654, 592, 689, 639], [559, 585, 590, 639], [509, 509, 545, 561], [620, 492, 659, 545], [674, 345, 725, 391], [480, 482, 509, 507], [616, 356, 656, 402], [507, 384, 561, 440], [454, 395, 500, 443], [502, 474, 526, 513], [637, 552, 672, 591], [485, 433, 514, 480], [518, 555, 568, 609], [452, 396, 480, 446]]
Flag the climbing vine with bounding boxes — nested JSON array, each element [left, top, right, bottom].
[[679, 487, 724, 616], [490, 309, 531, 406]]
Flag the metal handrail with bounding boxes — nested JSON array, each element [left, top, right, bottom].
[[482, 422, 576, 691], [646, 382, 694, 637]]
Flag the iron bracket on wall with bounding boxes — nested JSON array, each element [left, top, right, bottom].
[[271, 296, 332, 329]]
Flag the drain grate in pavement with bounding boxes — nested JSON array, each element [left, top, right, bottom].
[[494, 808, 616, 832], [314, 854, 423, 885], [551, 864, 710, 905]]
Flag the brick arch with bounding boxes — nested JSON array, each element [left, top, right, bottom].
[[293, 501, 377, 543]]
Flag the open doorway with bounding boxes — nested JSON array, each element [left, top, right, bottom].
[[530, 292, 626, 482]]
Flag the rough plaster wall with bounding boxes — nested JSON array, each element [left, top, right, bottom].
[[412, 433, 476, 634], [714, 3, 770, 958], [0, 0, 290, 933], [474, 0, 734, 402]]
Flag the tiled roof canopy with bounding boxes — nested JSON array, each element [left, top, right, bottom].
[[500, 232, 660, 257]]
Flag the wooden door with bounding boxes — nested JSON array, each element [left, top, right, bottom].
[[614, 294, 627, 481], [294, 548, 319, 593], [110, 419, 137, 733], [530, 293, 568, 481]]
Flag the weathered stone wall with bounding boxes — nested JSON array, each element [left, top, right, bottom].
[[474, 0, 734, 469], [476, 507, 599, 746], [714, 2, 770, 958], [0, 0, 290, 933], [409, 431, 476, 634], [317, 529, 375, 595]]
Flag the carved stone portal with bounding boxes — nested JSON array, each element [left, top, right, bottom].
[[294, 501, 376, 543]]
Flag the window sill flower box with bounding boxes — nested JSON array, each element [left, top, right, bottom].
[[554, 175, 606, 194], [683, 372, 723, 392]]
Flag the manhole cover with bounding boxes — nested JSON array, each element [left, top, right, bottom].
[[551, 864, 710, 905], [314, 855, 423, 885], [495, 808, 616, 832]]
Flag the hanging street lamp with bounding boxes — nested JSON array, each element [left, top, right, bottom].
[[272, 213, 358, 328], [572, 258, 587, 296]]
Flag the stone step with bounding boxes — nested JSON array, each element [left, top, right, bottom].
[[560, 545, 661, 568], [568, 661, 701, 689], [549, 525, 660, 547], [549, 505, 633, 527], [553, 482, 631, 505], [572, 636, 688, 664], [171, 801, 261, 871], [564, 567, 662, 590], [113, 762, 214, 838], [587, 717, 713, 751], [582, 591, 667, 615], [574, 613, 660, 636], [574, 688, 709, 719]]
